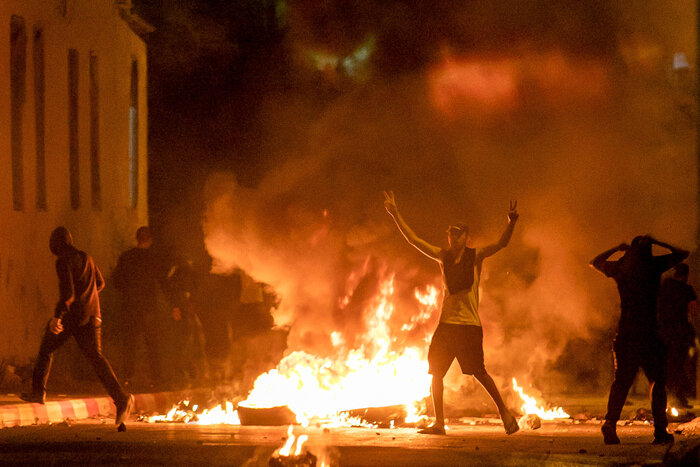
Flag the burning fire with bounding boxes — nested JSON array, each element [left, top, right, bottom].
[[269, 425, 320, 467], [279, 425, 308, 457], [512, 378, 569, 420], [151, 274, 435, 426], [240, 276, 433, 426]]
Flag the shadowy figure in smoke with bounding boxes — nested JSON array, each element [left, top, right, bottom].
[[591, 235, 688, 445], [113, 226, 169, 390], [384, 191, 520, 436], [658, 262, 697, 409]]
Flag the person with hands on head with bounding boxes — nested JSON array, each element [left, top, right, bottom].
[[591, 234, 689, 445], [383, 191, 521, 436]]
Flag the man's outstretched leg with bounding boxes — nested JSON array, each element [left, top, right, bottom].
[[473, 369, 519, 434], [75, 319, 133, 426]]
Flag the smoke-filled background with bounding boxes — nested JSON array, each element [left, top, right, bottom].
[[137, 1, 697, 401]]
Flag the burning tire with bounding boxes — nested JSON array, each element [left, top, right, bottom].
[[238, 405, 297, 426]]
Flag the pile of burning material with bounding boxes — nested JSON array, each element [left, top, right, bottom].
[[512, 378, 570, 430], [147, 277, 436, 428], [146, 400, 241, 425], [269, 426, 317, 467], [338, 404, 408, 428], [238, 404, 297, 426]]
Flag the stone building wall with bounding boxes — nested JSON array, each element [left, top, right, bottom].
[[0, 0, 148, 362]]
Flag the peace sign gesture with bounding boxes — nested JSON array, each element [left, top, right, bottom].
[[508, 200, 519, 223], [383, 190, 398, 216]]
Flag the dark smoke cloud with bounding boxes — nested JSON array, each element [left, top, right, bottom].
[[181, 0, 696, 399]]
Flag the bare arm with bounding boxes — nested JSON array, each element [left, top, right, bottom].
[[478, 201, 519, 260], [648, 236, 689, 271], [590, 243, 628, 273], [384, 191, 441, 260]]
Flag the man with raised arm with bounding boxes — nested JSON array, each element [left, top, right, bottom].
[[383, 191, 520, 435], [591, 235, 688, 445]]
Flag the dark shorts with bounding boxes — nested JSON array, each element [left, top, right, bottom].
[[428, 323, 485, 377]]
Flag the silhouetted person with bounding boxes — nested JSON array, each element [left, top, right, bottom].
[[165, 259, 206, 387], [591, 235, 688, 445], [658, 262, 697, 408], [21, 227, 133, 426], [195, 272, 241, 383], [384, 191, 520, 436], [113, 226, 166, 389]]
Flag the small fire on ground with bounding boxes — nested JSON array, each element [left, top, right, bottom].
[[269, 425, 317, 467], [512, 378, 569, 429]]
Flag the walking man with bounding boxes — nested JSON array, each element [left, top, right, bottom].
[[591, 235, 688, 445], [384, 191, 520, 435], [21, 227, 133, 426]]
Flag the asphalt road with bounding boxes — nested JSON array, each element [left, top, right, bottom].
[[0, 418, 697, 466]]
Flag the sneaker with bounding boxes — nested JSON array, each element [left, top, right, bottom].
[[115, 394, 134, 426], [418, 424, 446, 435], [601, 423, 620, 445], [652, 431, 674, 445], [19, 392, 45, 404]]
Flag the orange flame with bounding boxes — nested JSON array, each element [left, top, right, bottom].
[[240, 276, 432, 426], [512, 378, 569, 420]]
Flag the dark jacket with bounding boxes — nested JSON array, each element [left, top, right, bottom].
[[54, 246, 105, 325]]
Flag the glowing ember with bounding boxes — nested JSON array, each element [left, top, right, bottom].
[[669, 407, 679, 417], [512, 379, 569, 420]]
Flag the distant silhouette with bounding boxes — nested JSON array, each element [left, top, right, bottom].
[[164, 259, 207, 386], [658, 262, 697, 409], [591, 235, 688, 445], [113, 226, 167, 389], [384, 191, 520, 436], [21, 227, 133, 426]]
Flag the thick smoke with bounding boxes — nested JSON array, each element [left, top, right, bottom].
[[201, 0, 696, 401]]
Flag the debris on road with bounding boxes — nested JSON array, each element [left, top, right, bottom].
[[518, 413, 541, 430]]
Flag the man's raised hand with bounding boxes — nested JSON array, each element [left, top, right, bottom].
[[384, 190, 398, 216], [508, 200, 519, 223]]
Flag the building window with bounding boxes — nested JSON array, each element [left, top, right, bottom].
[[34, 28, 46, 211], [89, 52, 100, 210], [129, 60, 138, 208], [68, 48, 79, 210], [10, 16, 26, 212]]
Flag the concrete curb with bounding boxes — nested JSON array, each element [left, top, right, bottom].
[[0, 392, 183, 428]]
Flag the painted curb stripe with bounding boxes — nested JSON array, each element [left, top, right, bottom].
[[45, 402, 64, 423], [0, 392, 181, 427]]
